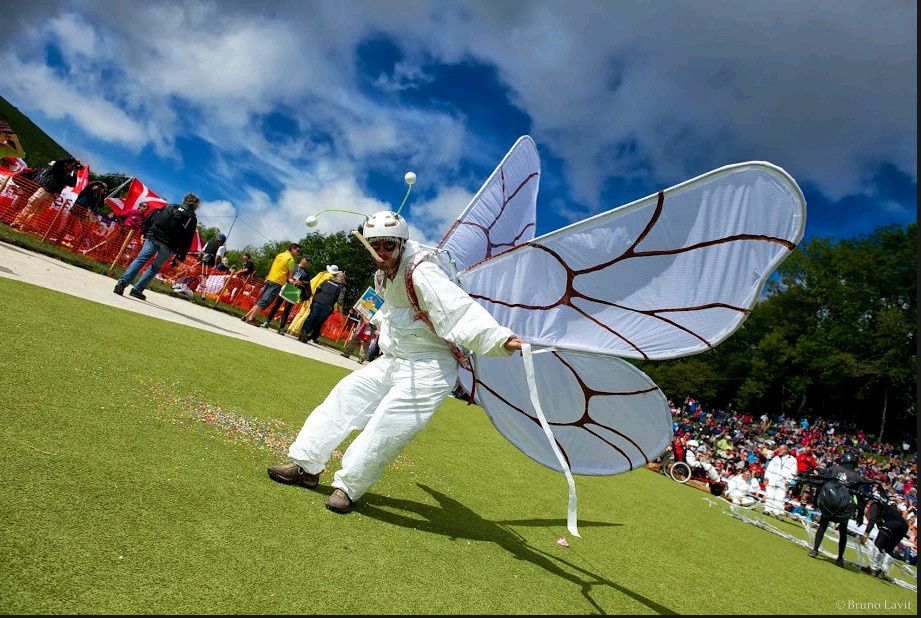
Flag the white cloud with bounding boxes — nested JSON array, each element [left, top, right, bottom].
[[426, 1, 917, 205], [1, 53, 148, 149], [374, 61, 435, 92], [1, 0, 914, 243]]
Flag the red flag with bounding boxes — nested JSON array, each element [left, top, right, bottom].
[[105, 178, 168, 216], [74, 164, 90, 193], [190, 228, 202, 253]]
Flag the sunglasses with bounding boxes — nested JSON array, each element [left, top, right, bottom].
[[370, 240, 398, 252]]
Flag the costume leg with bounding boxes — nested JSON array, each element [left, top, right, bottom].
[[333, 356, 457, 500], [871, 531, 892, 570], [764, 485, 774, 514], [288, 359, 392, 475], [813, 516, 830, 553], [837, 520, 849, 561], [287, 302, 311, 335]]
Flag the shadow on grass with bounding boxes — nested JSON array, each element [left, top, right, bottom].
[[358, 483, 677, 615]]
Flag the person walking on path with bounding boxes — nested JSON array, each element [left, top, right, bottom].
[[113, 193, 200, 300]]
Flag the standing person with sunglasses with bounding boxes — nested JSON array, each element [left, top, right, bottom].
[[269, 210, 524, 514]]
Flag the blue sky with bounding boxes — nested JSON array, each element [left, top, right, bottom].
[[1, 1, 916, 249]]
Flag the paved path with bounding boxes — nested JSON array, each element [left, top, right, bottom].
[[0, 240, 360, 370]]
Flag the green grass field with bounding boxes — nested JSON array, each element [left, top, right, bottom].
[[0, 275, 915, 614]]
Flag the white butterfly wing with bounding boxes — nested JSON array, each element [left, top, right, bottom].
[[459, 350, 672, 475], [437, 136, 540, 273], [458, 162, 806, 360]]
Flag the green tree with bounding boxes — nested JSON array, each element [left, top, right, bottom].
[[197, 226, 221, 245]]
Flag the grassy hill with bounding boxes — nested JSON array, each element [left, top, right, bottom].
[[0, 275, 915, 614], [0, 95, 72, 167]]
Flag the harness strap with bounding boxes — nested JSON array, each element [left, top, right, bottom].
[[404, 252, 471, 371]]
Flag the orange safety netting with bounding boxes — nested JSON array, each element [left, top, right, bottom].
[[1, 171, 351, 338]]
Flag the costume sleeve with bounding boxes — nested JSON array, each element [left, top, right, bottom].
[[412, 261, 514, 357], [370, 306, 384, 329]]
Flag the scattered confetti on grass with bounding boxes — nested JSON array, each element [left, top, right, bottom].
[[142, 382, 340, 460]]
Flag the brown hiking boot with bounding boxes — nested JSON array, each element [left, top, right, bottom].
[[267, 463, 319, 489], [326, 488, 352, 514]]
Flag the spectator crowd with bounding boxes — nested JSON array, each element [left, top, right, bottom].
[[660, 396, 917, 565]]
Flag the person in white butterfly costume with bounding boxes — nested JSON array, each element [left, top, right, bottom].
[[268, 209, 525, 514], [271, 135, 806, 533]]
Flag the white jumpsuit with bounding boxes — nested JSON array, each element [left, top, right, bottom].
[[685, 448, 719, 482], [726, 474, 759, 506], [288, 241, 514, 500], [763, 454, 797, 515]]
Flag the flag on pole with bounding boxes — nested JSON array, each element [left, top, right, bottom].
[[74, 164, 90, 193], [105, 178, 168, 216], [59, 164, 91, 206]]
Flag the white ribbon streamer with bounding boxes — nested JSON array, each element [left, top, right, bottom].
[[520, 343, 580, 538]]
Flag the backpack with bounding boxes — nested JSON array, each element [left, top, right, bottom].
[[141, 206, 165, 236], [148, 204, 195, 246], [816, 480, 854, 520]]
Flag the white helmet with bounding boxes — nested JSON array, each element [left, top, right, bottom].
[[363, 211, 409, 241]]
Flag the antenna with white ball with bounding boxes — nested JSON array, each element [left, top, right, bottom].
[[304, 171, 417, 262], [395, 171, 416, 215]]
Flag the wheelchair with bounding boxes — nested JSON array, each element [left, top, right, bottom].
[[666, 460, 726, 496]]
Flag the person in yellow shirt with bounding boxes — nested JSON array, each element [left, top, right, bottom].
[[285, 264, 339, 335], [242, 243, 302, 325]]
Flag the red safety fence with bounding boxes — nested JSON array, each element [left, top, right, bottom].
[[319, 311, 356, 342], [0, 172, 349, 336]]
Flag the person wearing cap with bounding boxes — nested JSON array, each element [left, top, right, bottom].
[[242, 243, 301, 325], [297, 266, 346, 343], [685, 439, 720, 482], [268, 210, 524, 514], [114, 192, 200, 300]]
